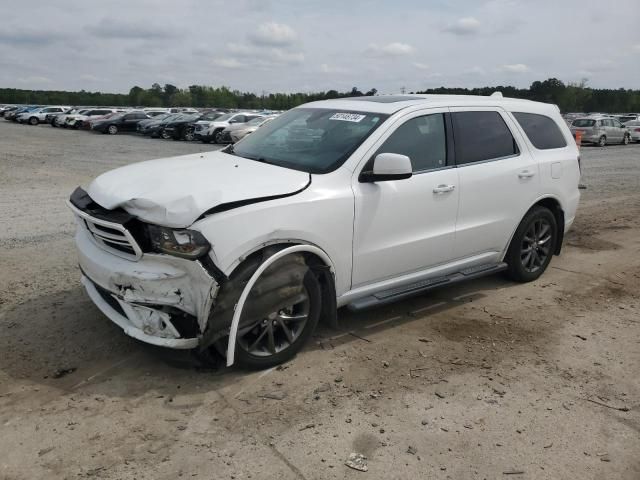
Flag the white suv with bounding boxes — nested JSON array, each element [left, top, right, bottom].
[[68, 94, 580, 369], [17, 106, 70, 125]]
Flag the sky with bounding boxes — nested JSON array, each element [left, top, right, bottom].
[[1, 0, 639, 94]]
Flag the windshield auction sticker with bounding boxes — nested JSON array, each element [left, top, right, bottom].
[[329, 113, 366, 122]]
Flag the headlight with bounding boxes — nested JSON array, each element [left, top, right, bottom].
[[147, 225, 210, 259]]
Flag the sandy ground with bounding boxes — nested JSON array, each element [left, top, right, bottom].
[[0, 121, 639, 480]]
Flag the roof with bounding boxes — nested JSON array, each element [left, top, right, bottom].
[[303, 94, 550, 115]]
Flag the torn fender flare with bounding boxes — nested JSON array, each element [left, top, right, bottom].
[[226, 244, 334, 367]]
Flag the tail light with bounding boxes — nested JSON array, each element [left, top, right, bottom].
[[635, 128, 640, 132]]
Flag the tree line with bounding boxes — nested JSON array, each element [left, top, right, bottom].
[[0, 78, 638, 113]]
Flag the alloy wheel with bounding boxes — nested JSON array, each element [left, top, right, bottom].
[[237, 292, 310, 357], [520, 218, 552, 273]]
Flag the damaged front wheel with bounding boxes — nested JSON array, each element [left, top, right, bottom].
[[234, 270, 321, 369]]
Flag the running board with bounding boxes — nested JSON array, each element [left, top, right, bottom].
[[347, 262, 508, 311]]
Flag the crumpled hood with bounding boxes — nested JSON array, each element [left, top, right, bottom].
[[87, 151, 310, 228]]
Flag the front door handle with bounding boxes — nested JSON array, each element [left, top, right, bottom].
[[518, 170, 535, 179], [433, 184, 456, 194]]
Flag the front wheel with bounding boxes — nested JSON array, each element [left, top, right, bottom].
[[505, 206, 557, 283], [598, 135, 606, 147], [215, 254, 322, 370], [29, 117, 38, 125], [107, 125, 118, 135]]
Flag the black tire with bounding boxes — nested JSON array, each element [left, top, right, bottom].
[[505, 206, 557, 283], [212, 129, 223, 144], [29, 117, 38, 125], [233, 270, 321, 369], [598, 135, 606, 147], [107, 124, 118, 135], [622, 134, 630, 145], [160, 129, 171, 140]]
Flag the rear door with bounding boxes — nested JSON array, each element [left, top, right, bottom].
[[450, 108, 540, 263]]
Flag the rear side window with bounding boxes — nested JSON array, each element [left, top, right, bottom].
[[452, 111, 519, 165], [513, 112, 567, 150]]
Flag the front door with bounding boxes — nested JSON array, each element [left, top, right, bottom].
[[352, 110, 460, 287]]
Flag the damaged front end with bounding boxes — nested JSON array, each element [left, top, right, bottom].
[[69, 188, 220, 349]]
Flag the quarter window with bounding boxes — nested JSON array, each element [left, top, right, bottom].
[[513, 112, 567, 150], [452, 111, 519, 165], [376, 114, 447, 172]]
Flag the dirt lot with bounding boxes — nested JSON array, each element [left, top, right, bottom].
[[1, 121, 639, 480]]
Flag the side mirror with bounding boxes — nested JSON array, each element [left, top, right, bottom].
[[359, 153, 413, 183]]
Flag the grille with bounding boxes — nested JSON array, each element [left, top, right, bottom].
[[69, 201, 143, 260]]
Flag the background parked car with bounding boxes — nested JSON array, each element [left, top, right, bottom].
[[65, 108, 118, 129], [51, 108, 87, 127], [160, 113, 202, 140], [17, 106, 70, 125], [623, 120, 640, 142], [226, 114, 278, 143], [570, 116, 630, 146], [0, 105, 17, 117], [5, 106, 40, 121], [139, 113, 182, 137], [91, 111, 150, 134], [197, 112, 264, 143]]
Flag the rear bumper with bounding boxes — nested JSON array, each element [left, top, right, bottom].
[[75, 227, 219, 349]]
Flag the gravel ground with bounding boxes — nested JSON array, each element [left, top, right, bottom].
[[0, 121, 639, 480]]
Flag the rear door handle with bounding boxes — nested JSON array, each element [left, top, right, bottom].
[[433, 184, 456, 194], [518, 170, 535, 179]]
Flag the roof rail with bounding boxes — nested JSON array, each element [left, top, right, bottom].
[[490, 91, 503, 98]]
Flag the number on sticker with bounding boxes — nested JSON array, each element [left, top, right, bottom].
[[330, 113, 366, 123]]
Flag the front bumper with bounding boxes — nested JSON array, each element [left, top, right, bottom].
[[75, 226, 219, 349]]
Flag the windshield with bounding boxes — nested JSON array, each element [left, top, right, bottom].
[[232, 108, 388, 173], [572, 119, 596, 127], [200, 112, 223, 121], [215, 113, 235, 122]]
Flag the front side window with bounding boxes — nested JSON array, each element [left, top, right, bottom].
[[452, 111, 519, 165], [232, 108, 388, 173], [513, 112, 567, 150], [375, 114, 447, 172]]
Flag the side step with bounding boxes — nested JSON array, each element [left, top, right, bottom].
[[347, 262, 508, 311]]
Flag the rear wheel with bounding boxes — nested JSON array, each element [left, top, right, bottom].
[[598, 135, 606, 147], [505, 206, 557, 283], [622, 134, 630, 145], [107, 124, 118, 135]]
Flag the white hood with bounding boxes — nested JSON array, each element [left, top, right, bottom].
[[87, 151, 310, 228]]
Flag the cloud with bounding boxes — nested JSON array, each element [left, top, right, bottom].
[[0, 30, 67, 46], [90, 18, 179, 40], [249, 22, 297, 46], [501, 63, 530, 73], [443, 17, 481, 35], [366, 42, 415, 57], [319, 63, 348, 74], [413, 62, 429, 70], [16, 76, 52, 85], [465, 66, 486, 75], [79, 74, 101, 82], [634, 44, 640, 52], [211, 57, 246, 69]]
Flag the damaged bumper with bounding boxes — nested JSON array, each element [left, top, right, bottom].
[[75, 227, 218, 349]]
